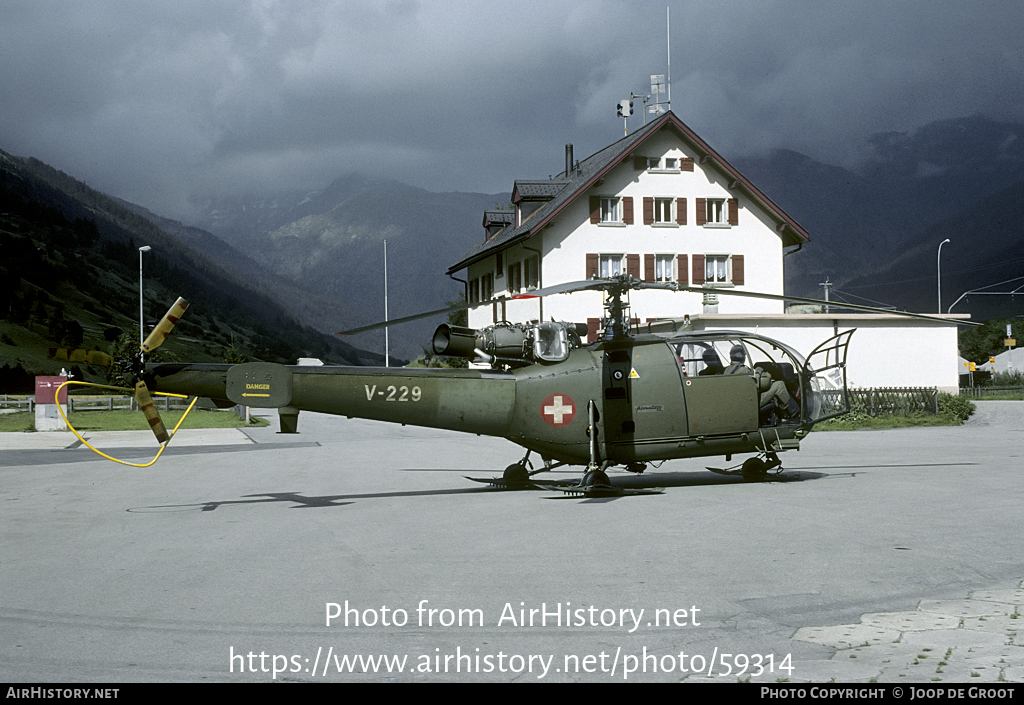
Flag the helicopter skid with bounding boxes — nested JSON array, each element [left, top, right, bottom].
[[464, 475, 573, 490], [541, 484, 665, 498]]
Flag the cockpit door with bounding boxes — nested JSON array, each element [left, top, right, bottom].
[[801, 329, 855, 424]]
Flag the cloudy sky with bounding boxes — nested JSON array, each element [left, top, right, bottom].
[[2, 0, 1022, 222]]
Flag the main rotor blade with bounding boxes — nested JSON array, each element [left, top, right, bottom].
[[335, 279, 614, 336], [669, 286, 981, 327], [135, 380, 169, 445], [336, 303, 469, 336], [141, 297, 190, 353], [48, 348, 114, 368]]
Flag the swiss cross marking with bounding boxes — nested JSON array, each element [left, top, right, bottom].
[[541, 393, 576, 427]]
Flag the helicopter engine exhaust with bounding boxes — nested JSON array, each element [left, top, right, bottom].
[[432, 324, 480, 358]]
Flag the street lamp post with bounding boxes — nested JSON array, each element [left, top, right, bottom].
[[139, 246, 151, 346], [937, 239, 950, 313]]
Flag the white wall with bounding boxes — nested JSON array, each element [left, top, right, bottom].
[[661, 313, 966, 393]]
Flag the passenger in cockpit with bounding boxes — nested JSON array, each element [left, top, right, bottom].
[[724, 345, 800, 422]]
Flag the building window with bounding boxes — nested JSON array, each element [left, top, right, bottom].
[[705, 255, 729, 283], [697, 197, 738, 226], [524, 256, 539, 289], [692, 254, 743, 286], [645, 156, 679, 172], [480, 273, 494, 301], [705, 198, 727, 225], [591, 196, 632, 224], [655, 254, 674, 282], [601, 197, 620, 223], [654, 197, 673, 224], [469, 278, 480, 303], [600, 254, 623, 278], [508, 261, 522, 294]]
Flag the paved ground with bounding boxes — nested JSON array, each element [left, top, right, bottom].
[[1, 401, 1022, 683]]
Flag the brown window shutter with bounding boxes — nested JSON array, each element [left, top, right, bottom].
[[590, 196, 600, 224], [677, 254, 688, 286], [692, 254, 705, 285], [622, 197, 633, 224], [626, 253, 640, 279], [732, 254, 744, 285], [643, 197, 654, 225], [644, 254, 655, 282], [680, 157, 694, 172], [676, 197, 687, 225], [696, 198, 706, 225], [587, 318, 600, 343], [633, 155, 647, 170], [728, 198, 739, 226], [586, 253, 599, 279]]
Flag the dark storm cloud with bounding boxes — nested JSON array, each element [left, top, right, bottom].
[[2, 0, 1022, 221]]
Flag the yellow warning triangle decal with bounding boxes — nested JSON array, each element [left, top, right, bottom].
[[629, 368, 640, 378]]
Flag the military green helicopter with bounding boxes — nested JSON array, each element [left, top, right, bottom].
[[50, 276, 964, 490]]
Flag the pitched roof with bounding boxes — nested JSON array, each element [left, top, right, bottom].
[[447, 111, 810, 275]]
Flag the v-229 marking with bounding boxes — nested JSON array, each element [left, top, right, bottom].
[[364, 384, 423, 402]]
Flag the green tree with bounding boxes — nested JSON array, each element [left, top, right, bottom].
[[959, 319, 1024, 362], [106, 330, 140, 389], [224, 336, 248, 364]]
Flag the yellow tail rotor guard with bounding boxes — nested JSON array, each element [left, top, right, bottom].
[[55, 380, 199, 468]]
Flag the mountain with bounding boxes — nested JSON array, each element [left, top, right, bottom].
[[0, 149, 387, 390], [732, 115, 1024, 319], [839, 179, 1024, 319], [112, 198, 362, 341], [190, 175, 508, 358]]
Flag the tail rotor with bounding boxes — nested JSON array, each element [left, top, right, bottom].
[[48, 296, 190, 446]]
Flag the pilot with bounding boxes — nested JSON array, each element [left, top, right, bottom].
[[697, 347, 724, 376], [724, 345, 800, 422]]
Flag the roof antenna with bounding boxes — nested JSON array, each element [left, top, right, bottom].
[[646, 8, 672, 120], [620, 7, 671, 131]]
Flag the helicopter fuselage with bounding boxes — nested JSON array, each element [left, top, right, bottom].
[[146, 329, 843, 469]]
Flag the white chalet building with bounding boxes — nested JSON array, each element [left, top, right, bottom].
[[447, 111, 964, 391], [449, 111, 809, 340]]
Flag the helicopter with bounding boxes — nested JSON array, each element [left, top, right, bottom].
[[50, 275, 969, 491]]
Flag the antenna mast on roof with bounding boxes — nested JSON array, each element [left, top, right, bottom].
[[667, 5, 671, 112], [618, 8, 671, 130], [644, 8, 672, 120]]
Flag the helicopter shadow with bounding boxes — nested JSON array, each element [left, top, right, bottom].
[[127, 466, 841, 513]]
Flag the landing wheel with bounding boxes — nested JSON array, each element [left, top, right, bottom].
[[580, 468, 611, 488], [502, 463, 530, 482], [741, 457, 767, 481]]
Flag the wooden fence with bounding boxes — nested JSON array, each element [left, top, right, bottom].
[[960, 386, 1024, 399], [848, 387, 938, 416]]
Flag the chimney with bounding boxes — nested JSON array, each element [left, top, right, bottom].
[[565, 144, 574, 177]]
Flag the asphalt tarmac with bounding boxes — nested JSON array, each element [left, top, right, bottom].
[[1, 401, 1022, 683]]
